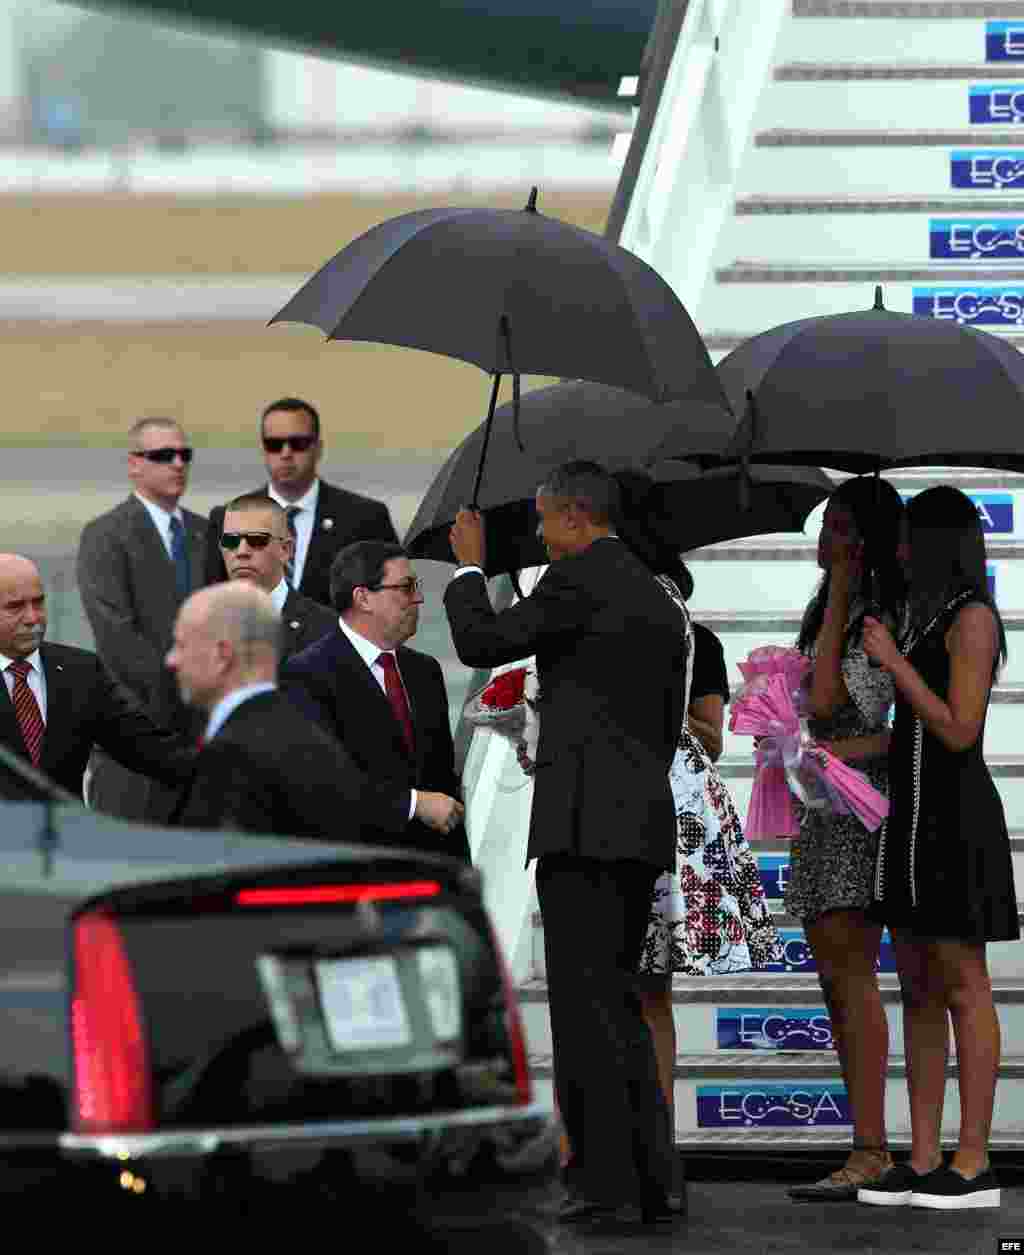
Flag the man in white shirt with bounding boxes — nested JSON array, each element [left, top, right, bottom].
[[203, 398, 398, 606], [218, 493, 336, 663], [77, 416, 208, 821]]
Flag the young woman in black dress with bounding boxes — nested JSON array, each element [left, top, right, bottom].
[[860, 485, 1016, 1210]]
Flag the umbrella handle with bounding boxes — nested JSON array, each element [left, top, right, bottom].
[[470, 371, 503, 509]]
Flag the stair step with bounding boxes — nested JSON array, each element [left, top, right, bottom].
[[737, 195, 1024, 212], [697, 608, 1024, 631], [716, 263, 1024, 281], [715, 751, 1024, 777], [677, 1127, 1024, 1149], [756, 128, 1024, 145], [776, 62, 1024, 80], [528, 1050, 1024, 1079], [794, 1, 1024, 16]]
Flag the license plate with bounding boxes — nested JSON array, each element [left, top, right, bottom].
[[316, 956, 412, 1052]]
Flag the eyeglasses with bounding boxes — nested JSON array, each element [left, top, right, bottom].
[[262, 436, 317, 454], [131, 447, 193, 464], [219, 531, 286, 551], [367, 577, 422, 597]]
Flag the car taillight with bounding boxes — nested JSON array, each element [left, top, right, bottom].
[[235, 881, 441, 907], [488, 921, 531, 1106], [71, 911, 155, 1134]]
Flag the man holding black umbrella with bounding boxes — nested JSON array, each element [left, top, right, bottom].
[[445, 461, 685, 1227]]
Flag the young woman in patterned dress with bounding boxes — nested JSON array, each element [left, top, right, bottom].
[[786, 475, 907, 1201]]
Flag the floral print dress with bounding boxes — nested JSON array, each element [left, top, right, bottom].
[[637, 578, 783, 976]]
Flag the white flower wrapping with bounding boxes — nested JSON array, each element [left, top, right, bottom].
[[462, 665, 540, 775]]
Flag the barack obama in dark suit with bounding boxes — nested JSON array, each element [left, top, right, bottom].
[[283, 541, 469, 861], [444, 463, 687, 1220], [0, 554, 194, 804], [203, 398, 397, 607]]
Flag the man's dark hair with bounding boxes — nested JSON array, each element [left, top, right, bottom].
[[260, 397, 321, 442], [330, 541, 408, 612], [538, 460, 621, 527]]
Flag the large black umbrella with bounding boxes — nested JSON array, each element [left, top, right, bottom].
[[270, 188, 730, 502], [405, 394, 832, 577], [715, 287, 1024, 474]]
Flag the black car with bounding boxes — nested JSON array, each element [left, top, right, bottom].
[[0, 793, 554, 1230]]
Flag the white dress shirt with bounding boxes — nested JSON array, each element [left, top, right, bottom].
[[269, 579, 289, 614], [269, 479, 320, 590], [204, 681, 277, 743], [0, 649, 47, 722], [337, 616, 417, 820], [134, 492, 186, 560]]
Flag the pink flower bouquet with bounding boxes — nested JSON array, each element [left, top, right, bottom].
[[729, 647, 889, 840]]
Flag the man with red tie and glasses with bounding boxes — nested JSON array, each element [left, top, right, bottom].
[[204, 398, 398, 606], [0, 554, 194, 803], [283, 541, 469, 861]]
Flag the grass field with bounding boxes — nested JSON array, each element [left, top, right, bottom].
[[0, 188, 612, 447]]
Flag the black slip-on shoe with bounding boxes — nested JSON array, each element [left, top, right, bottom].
[[857, 1163, 923, 1206], [910, 1166, 1001, 1210]]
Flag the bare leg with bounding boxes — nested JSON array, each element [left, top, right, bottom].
[[932, 940, 998, 1178], [806, 910, 890, 1174], [638, 981, 677, 1131], [892, 933, 948, 1175]]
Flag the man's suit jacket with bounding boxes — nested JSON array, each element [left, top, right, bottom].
[[76, 494, 207, 820], [279, 588, 337, 665], [282, 630, 470, 861], [204, 480, 398, 607], [174, 690, 410, 842], [443, 538, 686, 870], [0, 643, 195, 803]]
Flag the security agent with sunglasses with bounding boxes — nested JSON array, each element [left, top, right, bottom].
[[77, 416, 207, 822], [283, 541, 469, 861], [219, 493, 336, 663], [203, 398, 398, 607]]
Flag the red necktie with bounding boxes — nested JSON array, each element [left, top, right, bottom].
[[378, 652, 415, 756], [7, 659, 44, 768]]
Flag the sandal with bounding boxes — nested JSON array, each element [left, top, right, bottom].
[[788, 1145, 893, 1202]]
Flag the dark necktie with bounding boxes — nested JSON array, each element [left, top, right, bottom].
[[377, 652, 415, 756], [7, 659, 44, 767], [169, 515, 191, 598], [285, 507, 301, 586]]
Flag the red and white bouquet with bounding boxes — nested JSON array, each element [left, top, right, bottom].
[[463, 665, 540, 772], [729, 646, 889, 840]]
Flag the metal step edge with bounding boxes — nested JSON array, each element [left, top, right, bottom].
[[530, 906, 1024, 931], [692, 539, 1024, 560], [793, 2, 1024, 17], [716, 263, 1024, 282], [527, 1050, 1024, 1079], [712, 752, 1024, 777], [674, 1128, 1024, 1148], [776, 63, 1024, 81], [756, 128, 1024, 147], [696, 607, 1024, 632], [519, 976, 1024, 1004], [747, 832, 1024, 853], [706, 331, 1024, 352], [737, 197, 1024, 214]]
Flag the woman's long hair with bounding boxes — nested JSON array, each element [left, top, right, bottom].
[[612, 468, 694, 598], [797, 475, 906, 655], [905, 484, 1007, 668]]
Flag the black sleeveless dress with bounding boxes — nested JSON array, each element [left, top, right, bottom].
[[872, 588, 1019, 942]]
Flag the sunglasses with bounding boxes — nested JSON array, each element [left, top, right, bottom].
[[367, 577, 422, 597], [219, 531, 285, 551], [131, 447, 193, 464], [262, 436, 317, 454]]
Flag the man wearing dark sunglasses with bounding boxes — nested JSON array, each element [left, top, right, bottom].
[[204, 397, 398, 606], [76, 416, 207, 822], [220, 493, 336, 664]]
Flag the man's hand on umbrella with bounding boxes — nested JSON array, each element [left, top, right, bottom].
[[863, 616, 900, 671], [450, 508, 486, 569]]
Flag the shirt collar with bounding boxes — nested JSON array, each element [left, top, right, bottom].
[[0, 648, 41, 675], [205, 681, 277, 742], [337, 615, 393, 670], [268, 478, 319, 516], [269, 579, 289, 614], [134, 491, 184, 531]]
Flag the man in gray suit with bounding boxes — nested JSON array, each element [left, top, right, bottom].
[[76, 416, 207, 821]]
